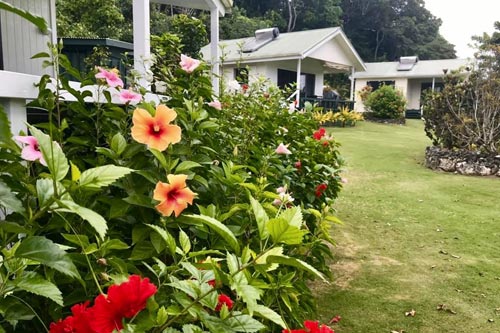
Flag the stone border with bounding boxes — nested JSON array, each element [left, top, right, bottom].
[[425, 146, 500, 176]]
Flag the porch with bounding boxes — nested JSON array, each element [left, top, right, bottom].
[[300, 97, 355, 112]]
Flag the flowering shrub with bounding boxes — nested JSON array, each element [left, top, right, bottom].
[[0, 49, 343, 332]]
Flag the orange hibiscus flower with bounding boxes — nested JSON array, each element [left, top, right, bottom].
[[153, 174, 195, 217], [131, 105, 182, 151]]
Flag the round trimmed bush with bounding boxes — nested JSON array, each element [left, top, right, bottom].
[[364, 85, 406, 119]]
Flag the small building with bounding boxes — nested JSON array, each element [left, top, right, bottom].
[[200, 27, 366, 105], [61, 38, 133, 82], [353, 57, 471, 118]]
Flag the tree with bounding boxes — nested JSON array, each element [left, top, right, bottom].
[[219, 7, 273, 39], [57, 0, 125, 39], [341, 0, 456, 61], [423, 22, 500, 153]]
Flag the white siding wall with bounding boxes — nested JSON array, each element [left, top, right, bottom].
[[1, 0, 56, 75], [222, 59, 327, 97], [354, 78, 409, 112], [308, 38, 352, 68]]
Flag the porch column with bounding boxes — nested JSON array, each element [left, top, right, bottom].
[[350, 66, 355, 100], [210, 7, 220, 96], [431, 77, 435, 91], [295, 58, 302, 106], [133, 0, 151, 89], [1, 98, 27, 136]]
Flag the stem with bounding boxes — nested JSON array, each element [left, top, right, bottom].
[[9, 294, 48, 333], [56, 212, 104, 294]]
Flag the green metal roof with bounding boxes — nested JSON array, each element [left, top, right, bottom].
[[354, 58, 473, 79], [201, 27, 366, 71]]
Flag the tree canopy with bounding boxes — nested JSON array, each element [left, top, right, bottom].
[[55, 0, 457, 61]]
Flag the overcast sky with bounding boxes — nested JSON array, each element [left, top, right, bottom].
[[423, 0, 499, 58]]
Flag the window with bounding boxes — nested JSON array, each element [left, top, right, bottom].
[[367, 80, 395, 91], [234, 67, 248, 84], [277, 69, 316, 97]]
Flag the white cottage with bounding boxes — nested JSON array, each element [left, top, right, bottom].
[[200, 27, 366, 104], [353, 56, 472, 117]]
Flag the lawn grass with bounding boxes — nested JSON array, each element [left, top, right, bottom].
[[314, 120, 500, 333]]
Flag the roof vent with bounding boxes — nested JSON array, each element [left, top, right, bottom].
[[242, 27, 279, 53], [397, 56, 418, 71]]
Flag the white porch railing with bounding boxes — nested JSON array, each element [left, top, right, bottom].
[[0, 70, 161, 136]]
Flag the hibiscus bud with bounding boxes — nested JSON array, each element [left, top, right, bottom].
[[294, 160, 302, 169], [96, 258, 108, 266]]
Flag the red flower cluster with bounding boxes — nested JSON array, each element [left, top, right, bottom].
[[294, 160, 302, 169], [313, 128, 326, 140], [50, 275, 157, 333], [242, 83, 249, 92], [315, 183, 327, 197], [215, 293, 234, 311], [283, 320, 335, 333]]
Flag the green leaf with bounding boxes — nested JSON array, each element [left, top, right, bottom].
[[16, 236, 81, 279], [156, 306, 168, 326], [58, 200, 107, 240], [184, 214, 240, 253], [249, 196, 269, 240], [15, 271, 63, 305], [111, 133, 127, 155], [278, 206, 303, 228], [29, 125, 69, 181], [100, 239, 129, 256], [149, 148, 168, 170], [266, 255, 326, 281], [226, 314, 266, 332], [70, 161, 81, 182], [167, 280, 198, 299], [255, 246, 283, 271], [253, 304, 286, 328], [79, 165, 133, 190], [267, 218, 307, 245], [0, 180, 23, 213], [175, 161, 202, 173], [179, 229, 191, 254], [0, 107, 16, 150], [146, 224, 176, 255], [0, 1, 48, 33]]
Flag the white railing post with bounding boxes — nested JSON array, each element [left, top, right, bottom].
[[133, 0, 151, 89], [210, 7, 220, 96], [1, 98, 27, 135]]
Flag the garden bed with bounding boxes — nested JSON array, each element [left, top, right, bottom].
[[425, 146, 500, 176]]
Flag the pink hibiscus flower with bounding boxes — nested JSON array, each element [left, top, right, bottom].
[[119, 89, 142, 105], [95, 67, 124, 88], [180, 54, 201, 73], [208, 100, 222, 110], [14, 135, 46, 166], [275, 143, 292, 155]]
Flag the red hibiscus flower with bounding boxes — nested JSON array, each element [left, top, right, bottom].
[[283, 320, 335, 333], [215, 293, 234, 311], [90, 275, 157, 333], [294, 160, 302, 169], [315, 183, 328, 197], [49, 301, 94, 333], [313, 128, 326, 140]]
